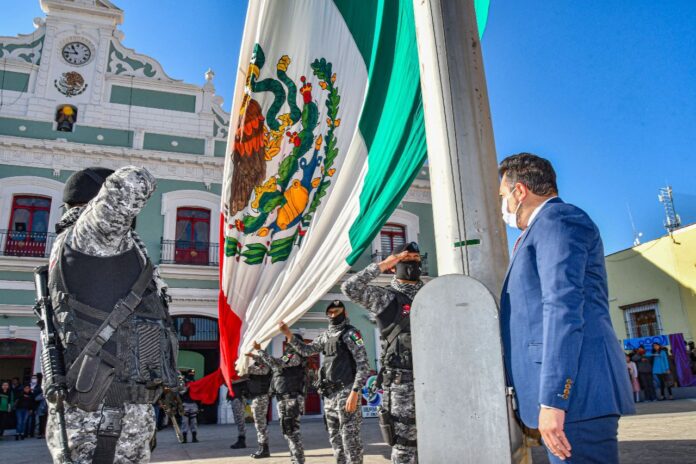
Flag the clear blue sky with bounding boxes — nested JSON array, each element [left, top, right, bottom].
[[2, 0, 695, 254]]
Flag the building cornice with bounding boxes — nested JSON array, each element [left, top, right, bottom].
[[158, 264, 218, 281], [0, 135, 224, 184], [0, 304, 35, 318], [0, 256, 47, 272]]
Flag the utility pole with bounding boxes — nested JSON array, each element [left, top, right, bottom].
[[658, 186, 681, 234], [412, 0, 528, 462]]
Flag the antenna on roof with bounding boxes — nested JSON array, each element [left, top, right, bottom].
[[658, 186, 681, 234], [627, 204, 642, 246]]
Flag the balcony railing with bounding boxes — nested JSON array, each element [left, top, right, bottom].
[[0, 229, 56, 258], [370, 252, 429, 276], [160, 239, 219, 266]]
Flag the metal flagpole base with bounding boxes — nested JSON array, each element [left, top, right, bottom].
[[411, 275, 531, 463]]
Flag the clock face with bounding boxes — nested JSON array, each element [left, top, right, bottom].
[[62, 42, 91, 66]]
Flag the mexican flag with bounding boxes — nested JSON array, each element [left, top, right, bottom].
[[216, 0, 489, 387]]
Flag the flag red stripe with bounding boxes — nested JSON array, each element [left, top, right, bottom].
[[218, 213, 242, 392]]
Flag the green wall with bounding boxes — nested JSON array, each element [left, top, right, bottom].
[[0, 116, 133, 148], [110, 86, 196, 113], [0, 70, 29, 92], [143, 133, 205, 155]]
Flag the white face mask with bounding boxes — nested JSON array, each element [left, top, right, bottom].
[[501, 188, 521, 229]]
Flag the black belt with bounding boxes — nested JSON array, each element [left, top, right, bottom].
[[382, 369, 414, 385], [93, 401, 123, 464]]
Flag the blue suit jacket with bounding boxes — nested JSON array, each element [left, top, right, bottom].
[[500, 198, 634, 428]]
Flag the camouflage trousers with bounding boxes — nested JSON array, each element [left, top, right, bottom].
[[46, 401, 155, 464], [230, 397, 246, 438], [383, 380, 417, 464], [181, 402, 198, 434], [251, 395, 270, 445], [324, 387, 363, 464], [277, 395, 305, 464]]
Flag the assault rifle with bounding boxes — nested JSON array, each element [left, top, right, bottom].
[[34, 265, 73, 464], [158, 388, 184, 443]]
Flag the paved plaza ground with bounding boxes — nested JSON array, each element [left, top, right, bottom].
[[1, 390, 694, 463]]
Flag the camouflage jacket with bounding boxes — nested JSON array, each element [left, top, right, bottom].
[[340, 263, 424, 315], [254, 348, 303, 375], [287, 319, 371, 391], [49, 166, 167, 292]]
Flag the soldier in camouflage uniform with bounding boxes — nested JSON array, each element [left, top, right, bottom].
[[229, 379, 249, 449], [281, 300, 371, 464], [180, 371, 199, 443], [341, 242, 424, 464], [45, 166, 176, 464], [250, 339, 307, 464], [246, 359, 272, 459]]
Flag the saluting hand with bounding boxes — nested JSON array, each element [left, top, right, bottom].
[[538, 408, 572, 460], [278, 320, 292, 339], [378, 251, 409, 273]]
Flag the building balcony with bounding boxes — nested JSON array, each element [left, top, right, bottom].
[[160, 239, 219, 266], [0, 229, 56, 258], [370, 252, 429, 276]]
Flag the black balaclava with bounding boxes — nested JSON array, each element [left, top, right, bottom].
[[62, 167, 114, 206], [326, 300, 346, 326], [393, 241, 422, 281]]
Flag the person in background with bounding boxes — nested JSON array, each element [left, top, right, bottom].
[[14, 384, 35, 440], [632, 347, 656, 402], [651, 343, 673, 400], [181, 369, 200, 443], [10, 377, 22, 400], [0, 381, 14, 437], [626, 354, 640, 403], [33, 373, 47, 439], [667, 349, 679, 388]]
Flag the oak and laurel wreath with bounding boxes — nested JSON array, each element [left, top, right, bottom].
[[225, 57, 341, 265]]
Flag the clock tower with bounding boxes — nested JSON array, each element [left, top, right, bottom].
[[35, 0, 123, 107]]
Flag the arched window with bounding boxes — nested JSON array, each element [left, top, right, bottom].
[[4, 195, 52, 257], [380, 223, 406, 257], [174, 207, 211, 265]]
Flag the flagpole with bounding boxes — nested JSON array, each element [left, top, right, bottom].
[[412, 0, 529, 462]]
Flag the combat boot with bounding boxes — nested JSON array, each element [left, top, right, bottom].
[[192, 432, 199, 443], [230, 436, 246, 449], [251, 443, 270, 458], [182, 433, 188, 443]]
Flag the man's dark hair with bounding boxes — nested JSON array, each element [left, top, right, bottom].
[[498, 153, 558, 196]]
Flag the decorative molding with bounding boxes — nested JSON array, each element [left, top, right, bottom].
[[167, 287, 218, 302], [161, 190, 220, 243], [0, 281, 34, 291], [107, 40, 178, 82], [0, 304, 34, 317], [402, 187, 431, 204], [158, 263, 218, 280], [0, 29, 46, 66], [299, 312, 327, 322], [0, 136, 224, 185], [0, 256, 48, 272]]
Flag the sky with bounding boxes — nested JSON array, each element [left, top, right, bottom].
[[2, 0, 695, 254]]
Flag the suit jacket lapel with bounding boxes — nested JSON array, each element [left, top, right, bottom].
[[502, 197, 563, 287]]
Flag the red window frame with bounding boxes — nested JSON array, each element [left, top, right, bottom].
[[5, 195, 52, 257], [380, 223, 406, 256], [174, 207, 211, 265]]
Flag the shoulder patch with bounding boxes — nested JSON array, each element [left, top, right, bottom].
[[349, 330, 364, 346]]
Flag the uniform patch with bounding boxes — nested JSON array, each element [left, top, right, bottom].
[[350, 331, 364, 346]]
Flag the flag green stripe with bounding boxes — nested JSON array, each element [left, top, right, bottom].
[[335, 1, 489, 265], [335, 0, 426, 264]]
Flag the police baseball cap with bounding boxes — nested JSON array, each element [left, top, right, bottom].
[[63, 167, 114, 206], [393, 241, 420, 254], [326, 300, 345, 313]]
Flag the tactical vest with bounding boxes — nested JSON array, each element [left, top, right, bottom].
[[49, 234, 179, 411], [271, 355, 306, 396], [320, 325, 357, 387], [248, 373, 272, 398], [376, 288, 413, 370]]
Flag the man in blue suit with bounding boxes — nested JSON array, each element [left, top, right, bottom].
[[498, 153, 634, 463]]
